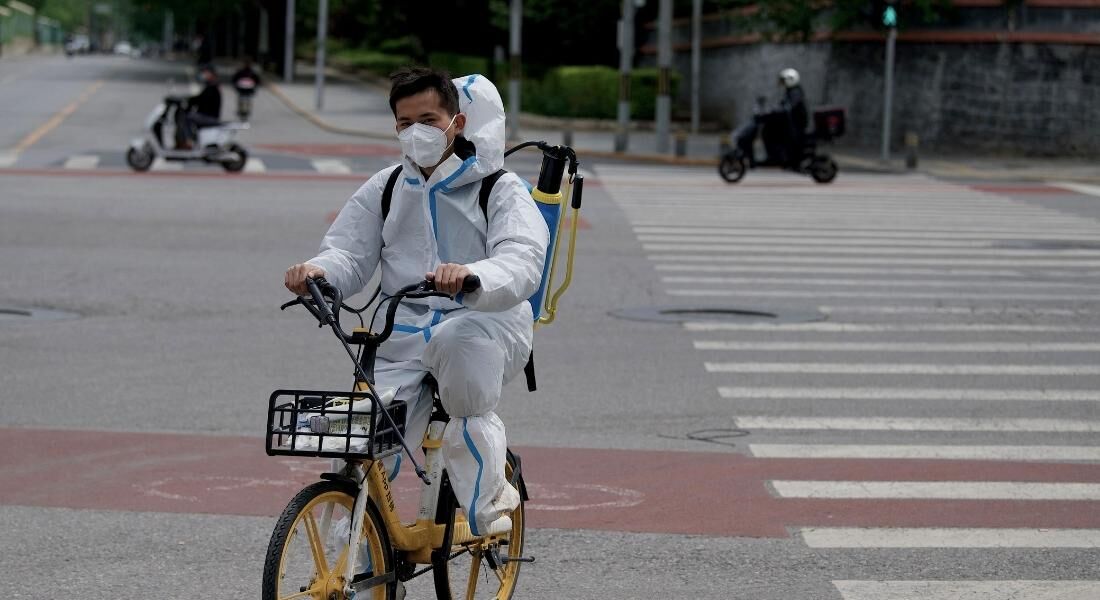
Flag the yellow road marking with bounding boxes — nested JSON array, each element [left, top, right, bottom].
[[12, 79, 105, 154]]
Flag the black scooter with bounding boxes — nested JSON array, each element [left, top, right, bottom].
[[719, 98, 845, 184]]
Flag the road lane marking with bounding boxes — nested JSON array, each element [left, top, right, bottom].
[[800, 527, 1100, 548], [696, 341, 1100, 352], [718, 387, 1100, 402], [664, 275, 1098, 290], [706, 362, 1100, 375], [311, 159, 351, 174], [635, 225, 1100, 239], [833, 580, 1100, 600], [12, 80, 105, 154], [243, 157, 266, 173], [688, 322, 1100, 333], [639, 235, 1054, 247], [671, 289, 1100, 301], [645, 243, 1100, 256], [651, 254, 1100, 267], [819, 305, 1093, 317], [151, 157, 183, 171], [658, 264, 1100, 279], [1053, 181, 1100, 197], [687, 322, 1100, 332], [732, 416, 1100, 433], [750, 444, 1100, 462], [773, 481, 1100, 500], [62, 154, 100, 169]]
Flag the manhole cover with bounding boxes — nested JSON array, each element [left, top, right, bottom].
[[0, 307, 80, 322], [995, 240, 1100, 251], [609, 306, 824, 324]]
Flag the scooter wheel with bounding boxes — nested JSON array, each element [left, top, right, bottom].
[[810, 157, 838, 183], [221, 144, 248, 173], [718, 154, 746, 183], [126, 146, 154, 172]]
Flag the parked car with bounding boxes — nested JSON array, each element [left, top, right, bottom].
[[113, 41, 133, 56]]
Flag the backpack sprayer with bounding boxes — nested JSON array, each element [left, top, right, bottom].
[[505, 141, 583, 327]]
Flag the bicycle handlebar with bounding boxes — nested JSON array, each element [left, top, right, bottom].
[[284, 274, 481, 346]]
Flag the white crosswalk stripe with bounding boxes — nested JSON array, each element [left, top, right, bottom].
[[732, 416, 1100, 432], [800, 528, 1100, 548], [833, 580, 1100, 600], [750, 444, 1100, 462], [243, 157, 266, 173], [597, 167, 1100, 587], [706, 362, 1100, 375], [311, 159, 351, 174], [718, 387, 1100, 401], [62, 154, 99, 169], [150, 157, 183, 171], [697, 341, 1100, 352], [772, 481, 1100, 500]]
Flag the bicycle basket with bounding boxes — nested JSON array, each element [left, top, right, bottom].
[[266, 389, 406, 460]]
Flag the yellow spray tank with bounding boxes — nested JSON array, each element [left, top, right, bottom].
[[505, 141, 583, 328]]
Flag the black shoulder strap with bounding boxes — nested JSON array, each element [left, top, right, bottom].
[[381, 165, 403, 221], [524, 351, 536, 392], [478, 169, 507, 223]]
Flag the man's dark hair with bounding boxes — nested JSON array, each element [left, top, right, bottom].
[[389, 67, 459, 116]]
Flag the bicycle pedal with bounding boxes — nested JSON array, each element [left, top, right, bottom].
[[501, 556, 535, 563]]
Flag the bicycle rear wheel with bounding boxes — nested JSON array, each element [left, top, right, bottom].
[[432, 451, 527, 600], [262, 480, 394, 600]]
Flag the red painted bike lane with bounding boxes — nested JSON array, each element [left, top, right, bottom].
[[3, 427, 1099, 538]]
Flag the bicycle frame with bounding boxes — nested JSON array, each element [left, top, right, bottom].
[[283, 279, 509, 597]]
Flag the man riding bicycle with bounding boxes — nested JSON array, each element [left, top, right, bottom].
[[285, 67, 549, 538]]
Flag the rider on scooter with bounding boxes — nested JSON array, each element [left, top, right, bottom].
[[177, 65, 222, 150], [734, 67, 809, 167]]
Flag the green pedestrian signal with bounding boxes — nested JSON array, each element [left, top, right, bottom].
[[883, 5, 898, 28]]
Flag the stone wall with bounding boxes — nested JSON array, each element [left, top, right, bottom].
[[668, 40, 1100, 156]]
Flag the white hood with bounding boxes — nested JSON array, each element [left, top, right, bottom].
[[446, 74, 507, 188]]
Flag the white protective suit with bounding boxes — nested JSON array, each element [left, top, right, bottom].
[[307, 75, 549, 535]]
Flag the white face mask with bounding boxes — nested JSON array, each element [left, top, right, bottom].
[[397, 116, 457, 168]]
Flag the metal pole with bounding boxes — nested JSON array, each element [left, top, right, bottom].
[[283, 0, 295, 83], [508, 0, 522, 141], [881, 26, 896, 162], [655, 0, 672, 154], [314, 0, 327, 110], [615, 0, 635, 152], [690, 0, 702, 134]]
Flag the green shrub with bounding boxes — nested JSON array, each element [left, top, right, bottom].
[[428, 52, 492, 79], [331, 49, 415, 77], [378, 36, 423, 58], [523, 65, 682, 120], [630, 67, 681, 119]]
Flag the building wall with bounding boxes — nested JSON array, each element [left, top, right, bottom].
[[672, 40, 1100, 156]]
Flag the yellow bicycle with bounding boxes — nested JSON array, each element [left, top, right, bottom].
[[262, 276, 530, 600]]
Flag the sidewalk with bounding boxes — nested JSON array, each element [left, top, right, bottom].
[[267, 68, 1100, 183]]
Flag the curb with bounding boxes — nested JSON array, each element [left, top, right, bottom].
[[267, 81, 722, 166], [265, 81, 393, 141]]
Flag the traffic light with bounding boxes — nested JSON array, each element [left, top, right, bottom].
[[883, 3, 898, 28]]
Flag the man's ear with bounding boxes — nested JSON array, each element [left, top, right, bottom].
[[453, 112, 467, 135]]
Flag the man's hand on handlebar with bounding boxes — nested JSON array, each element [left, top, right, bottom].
[[285, 263, 326, 296], [426, 263, 474, 296]]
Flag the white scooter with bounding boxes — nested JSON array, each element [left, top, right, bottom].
[[126, 95, 249, 173]]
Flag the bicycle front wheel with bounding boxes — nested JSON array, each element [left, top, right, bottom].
[[262, 480, 394, 600], [432, 451, 527, 600]]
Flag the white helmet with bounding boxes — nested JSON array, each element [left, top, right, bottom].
[[778, 68, 800, 88]]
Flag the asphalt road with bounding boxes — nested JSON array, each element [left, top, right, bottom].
[[2, 54, 1099, 600]]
